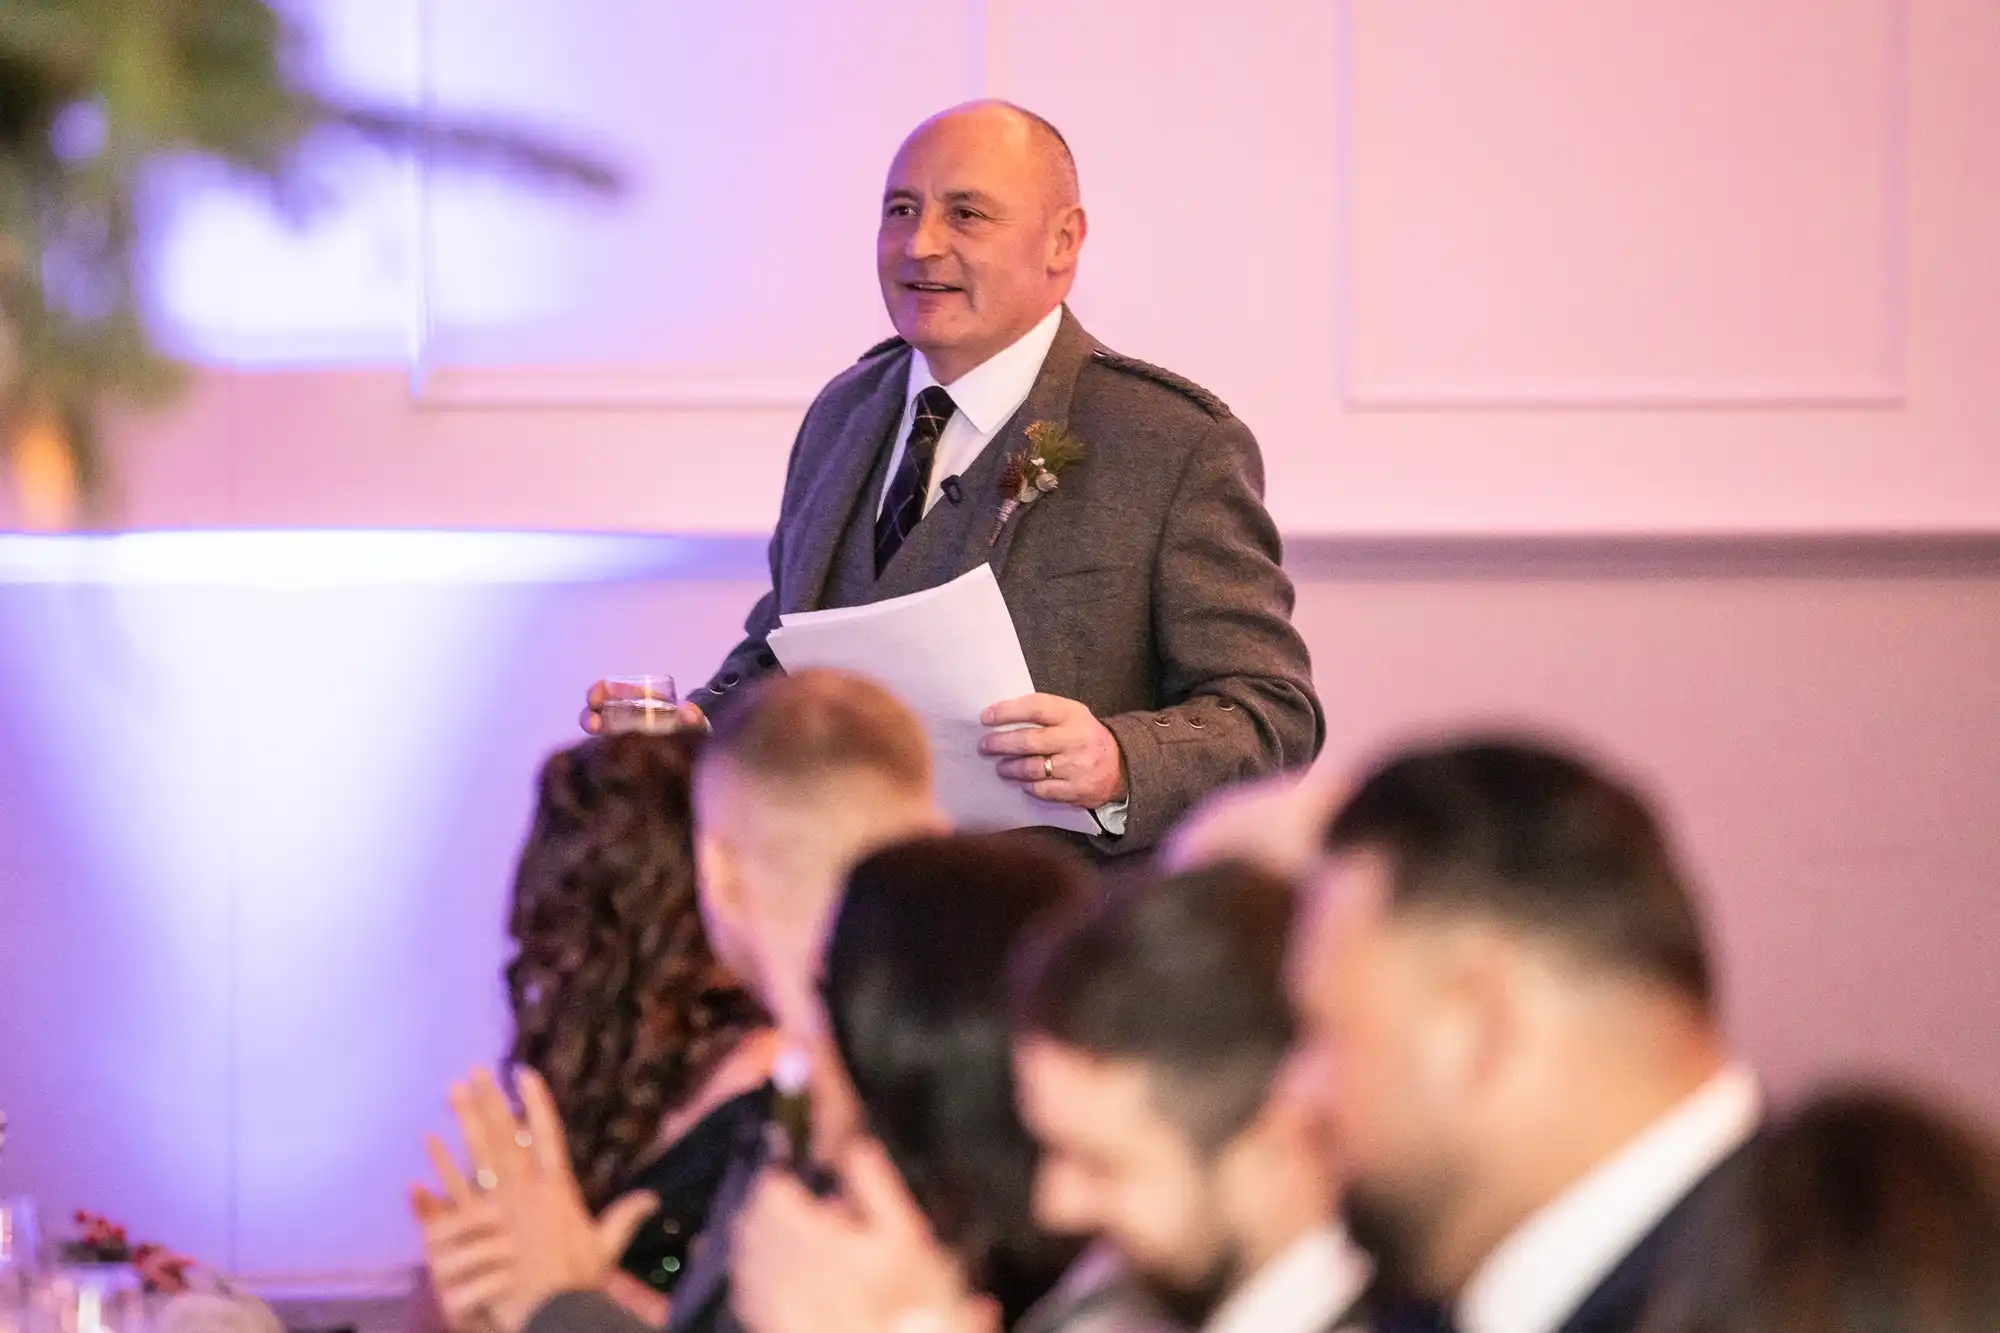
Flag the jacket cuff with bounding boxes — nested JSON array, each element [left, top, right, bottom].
[[1097, 711, 1174, 852]]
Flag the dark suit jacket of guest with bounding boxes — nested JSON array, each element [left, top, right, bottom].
[[692, 307, 1323, 853], [1549, 1141, 1753, 1333], [1364, 1140, 1758, 1333], [522, 1128, 763, 1333]]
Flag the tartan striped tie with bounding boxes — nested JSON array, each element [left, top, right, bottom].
[[874, 385, 956, 575]]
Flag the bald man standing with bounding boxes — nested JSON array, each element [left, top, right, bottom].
[[653, 102, 1321, 854]]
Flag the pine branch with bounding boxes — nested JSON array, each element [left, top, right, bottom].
[[1, 0, 624, 523], [1024, 419, 1087, 471]]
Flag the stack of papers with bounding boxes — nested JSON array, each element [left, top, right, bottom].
[[765, 565, 1098, 835]]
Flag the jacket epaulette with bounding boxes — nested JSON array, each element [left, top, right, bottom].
[[1089, 348, 1229, 418], [857, 334, 909, 361]]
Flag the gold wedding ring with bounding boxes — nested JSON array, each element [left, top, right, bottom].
[[1044, 755, 1055, 780]]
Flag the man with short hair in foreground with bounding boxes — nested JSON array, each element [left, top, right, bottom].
[[1289, 737, 1760, 1333], [1160, 762, 1346, 879], [1011, 862, 1372, 1333], [692, 666, 947, 1053]]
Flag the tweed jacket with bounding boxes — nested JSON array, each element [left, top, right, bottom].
[[694, 307, 1322, 853]]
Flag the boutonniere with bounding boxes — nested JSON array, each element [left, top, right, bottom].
[[989, 420, 1087, 546]]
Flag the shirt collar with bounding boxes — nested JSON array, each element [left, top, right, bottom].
[[1457, 1063, 1762, 1333], [1206, 1226, 1373, 1333], [906, 304, 1065, 436]]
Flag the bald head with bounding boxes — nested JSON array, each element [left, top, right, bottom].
[[878, 100, 1089, 385], [914, 100, 1080, 210]]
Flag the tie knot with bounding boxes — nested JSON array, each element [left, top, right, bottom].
[[913, 385, 956, 437]]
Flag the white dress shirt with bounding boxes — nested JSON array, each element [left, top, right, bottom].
[[1206, 1226, 1373, 1333], [874, 305, 1128, 835], [1456, 1063, 1763, 1333], [875, 303, 1065, 520]]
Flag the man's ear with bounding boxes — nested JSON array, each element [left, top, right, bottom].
[[1213, 1076, 1338, 1249], [1239, 1059, 1332, 1184], [1049, 204, 1088, 277], [696, 829, 751, 962], [695, 826, 729, 900], [1424, 927, 1522, 1101]]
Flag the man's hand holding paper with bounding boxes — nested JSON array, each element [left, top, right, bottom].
[[978, 693, 1127, 809], [764, 566, 1098, 836]]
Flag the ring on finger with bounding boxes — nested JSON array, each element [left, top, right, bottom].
[[1043, 755, 1055, 780]]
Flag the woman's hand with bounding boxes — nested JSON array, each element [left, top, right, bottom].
[[410, 1068, 659, 1333]]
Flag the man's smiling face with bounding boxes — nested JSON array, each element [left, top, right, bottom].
[[875, 103, 1084, 386]]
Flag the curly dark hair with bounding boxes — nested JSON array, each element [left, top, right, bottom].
[[505, 730, 766, 1210]]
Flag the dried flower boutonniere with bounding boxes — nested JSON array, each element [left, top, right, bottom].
[[989, 420, 1087, 546]]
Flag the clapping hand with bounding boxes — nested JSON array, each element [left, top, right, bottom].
[[731, 1137, 998, 1333], [411, 1068, 659, 1333]]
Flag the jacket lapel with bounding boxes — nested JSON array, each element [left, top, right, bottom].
[[984, 307, 1098, 577], [1553, 1137, 1758, 1333], [784, 351, 910, 615]]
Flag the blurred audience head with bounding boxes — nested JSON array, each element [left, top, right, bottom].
[[694, 668, 943, 1038], [506, 731, 765, 1210], [1638, 1087, 2000, 1333], [823, 834, 1092, 1329], [1011, 861, 1330, 1325], [1162, 762, 1346, 879], [1290, 735, 1722, 1298]]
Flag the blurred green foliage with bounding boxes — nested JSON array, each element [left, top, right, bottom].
[[0, 0, 618, 520]]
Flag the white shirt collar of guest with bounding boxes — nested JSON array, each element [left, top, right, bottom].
[[1456, 1062, 1762, 1333], [905, 302, 1065, 432], [1205, 1225, 1372, 1333]]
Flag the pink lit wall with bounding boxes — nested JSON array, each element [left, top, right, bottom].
[[0, 0, 1996, 1298], [1, 544, 1995, 1293], [4, 0, 1989, 538]]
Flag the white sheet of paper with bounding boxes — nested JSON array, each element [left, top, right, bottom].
[[766, 565, 1099, 835]]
